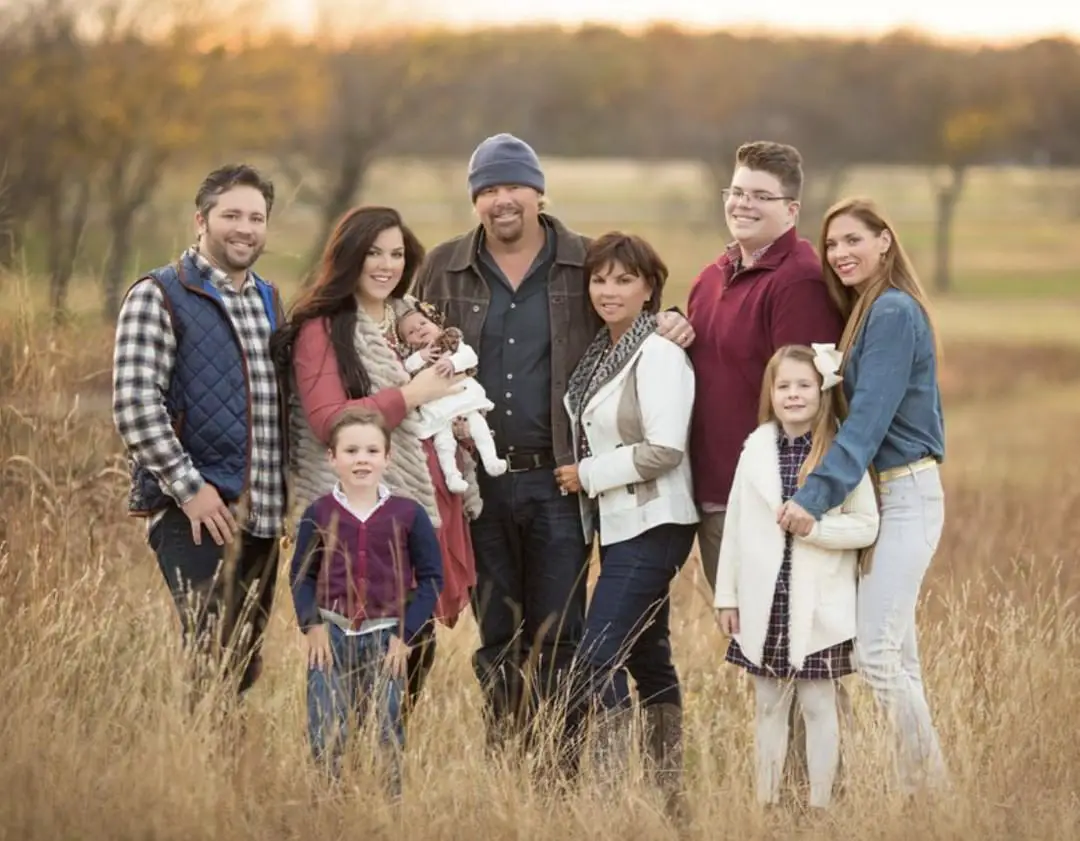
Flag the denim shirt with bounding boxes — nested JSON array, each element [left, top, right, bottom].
[[792, 288, 945, 518]]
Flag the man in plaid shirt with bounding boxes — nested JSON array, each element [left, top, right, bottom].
[[111, 164, 287, 699]]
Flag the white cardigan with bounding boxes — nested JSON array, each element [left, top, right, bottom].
[[563, 333, 700, 546], [714, 422, 880, 671]]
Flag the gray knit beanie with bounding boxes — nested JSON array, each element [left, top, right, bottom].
[[466, 133, 545, 201]]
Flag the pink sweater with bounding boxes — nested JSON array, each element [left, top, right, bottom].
[[293, 318, 408, 442]]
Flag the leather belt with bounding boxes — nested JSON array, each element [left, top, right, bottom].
[[501, 450, 556, 473], [878, 456, 938, 483]]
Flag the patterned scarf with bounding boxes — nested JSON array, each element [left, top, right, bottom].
[[565, 311, 658, 425]]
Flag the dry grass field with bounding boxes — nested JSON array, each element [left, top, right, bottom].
[[1, 160, 1078, 840]]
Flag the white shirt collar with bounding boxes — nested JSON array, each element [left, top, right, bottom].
[[332, 482, 391, 522]]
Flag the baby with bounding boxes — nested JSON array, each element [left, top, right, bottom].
[[397, 303, 507, 492]]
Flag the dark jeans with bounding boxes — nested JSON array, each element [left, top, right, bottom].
[[307, 625, 404, 796], [575, 522, 697, 713], [149, 504, 280, 697], [405, 620, 437, 720], [468, 467, 590, 739]]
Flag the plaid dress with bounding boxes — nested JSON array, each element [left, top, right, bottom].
[[725, 429, 855, 680]]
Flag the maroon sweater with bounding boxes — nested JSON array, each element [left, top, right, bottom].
[[687, 227, 844, 507], [289, 493, 444, 645]]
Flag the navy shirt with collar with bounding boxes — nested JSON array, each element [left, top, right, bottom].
[[475, 220, 558, 455]]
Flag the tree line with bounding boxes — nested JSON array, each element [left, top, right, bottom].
[[3, 0, 1079, 318]]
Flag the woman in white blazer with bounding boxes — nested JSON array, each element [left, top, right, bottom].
[[555, 232, 698, 805], [714, 343, 880, 810]]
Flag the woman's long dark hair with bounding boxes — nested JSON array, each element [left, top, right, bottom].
[[270, 206, 425, 398]]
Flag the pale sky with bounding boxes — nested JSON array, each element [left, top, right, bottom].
[[273, 0, 1080, 43]]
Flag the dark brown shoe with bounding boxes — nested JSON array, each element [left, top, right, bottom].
[[643, 703, 688, 824]]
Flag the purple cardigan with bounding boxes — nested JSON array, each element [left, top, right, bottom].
[[289, 493, 443, 645]]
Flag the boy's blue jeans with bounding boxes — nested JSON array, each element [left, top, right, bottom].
[[307, 623, 405, 796]]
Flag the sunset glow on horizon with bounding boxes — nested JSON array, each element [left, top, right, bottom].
[[272, 0, 1080, 43]]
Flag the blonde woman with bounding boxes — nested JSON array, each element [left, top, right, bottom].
[[777, 197, 948, 793]]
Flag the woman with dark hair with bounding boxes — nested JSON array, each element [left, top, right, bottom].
[[272, 205, 480, 715], [555, 231, 698, 813]]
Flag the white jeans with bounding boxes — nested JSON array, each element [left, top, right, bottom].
[[752, 678, 840, 808], [857, 464, 947, 792]]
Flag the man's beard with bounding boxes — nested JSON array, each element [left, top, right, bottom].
[[488, 208, 525, 243], [202, 232, 264, 272]]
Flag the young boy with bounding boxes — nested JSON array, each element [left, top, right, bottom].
[[289, 408, 444, 796]]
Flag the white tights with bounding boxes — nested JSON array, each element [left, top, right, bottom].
[[752, 677, 840, 809], [431, 412, 506, 493]]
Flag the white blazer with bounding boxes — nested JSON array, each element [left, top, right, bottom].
[[563, 333, 700, 546], [713, 422, 880, 671]]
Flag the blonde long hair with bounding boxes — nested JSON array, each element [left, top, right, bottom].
[[758, 345, 848, 487], [819, 197, 943, 368], [760, 344, 880, 574]]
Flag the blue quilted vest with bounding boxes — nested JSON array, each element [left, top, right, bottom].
[[128, 254, 281, 515]]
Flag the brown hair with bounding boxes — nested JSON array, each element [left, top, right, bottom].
[[327, 407, 391, 453], [270, 206, 425, 399], [583, 231, 668, 315], [819, 197, 942, 367], [735, 141, 804, 200], [758, 345, 848, 486], [195, 163, 275, 219]]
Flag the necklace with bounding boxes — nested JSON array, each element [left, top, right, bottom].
[[375, 301, 394, 333]]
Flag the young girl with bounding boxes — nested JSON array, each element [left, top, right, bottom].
[[714, 343, 880, 810], [289, 408, 444, 797]]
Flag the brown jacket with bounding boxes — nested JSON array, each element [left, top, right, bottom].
[[410, 214, 601, 466]]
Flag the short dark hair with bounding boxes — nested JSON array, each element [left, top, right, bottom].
[[735, 141, 804, 200], [195, 164, 275, 218], [583, 231, 668, 314], [327, 408, 390, 452]]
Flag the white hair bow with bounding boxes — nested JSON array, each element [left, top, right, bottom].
[[811, 342, 844, 391]]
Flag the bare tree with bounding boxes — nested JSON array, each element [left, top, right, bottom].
[[86, 0, 262, 318], [276, 1, 464, 278]]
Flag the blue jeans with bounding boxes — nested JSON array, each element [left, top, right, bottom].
[[575, 523, 697, 712], [306, 624, 405, 796], [469, 468, 590, 740]]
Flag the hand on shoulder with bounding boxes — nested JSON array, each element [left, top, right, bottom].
[[654, 309, 694, 349]]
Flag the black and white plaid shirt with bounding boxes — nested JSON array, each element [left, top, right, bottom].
[[112, 246, 285, 538]]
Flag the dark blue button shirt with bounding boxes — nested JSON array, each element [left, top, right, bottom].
[[475, 222, 557, 454]]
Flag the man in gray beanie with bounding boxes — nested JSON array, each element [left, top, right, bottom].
[[467, 133, 546, 204], [411, 132, 695, 770]]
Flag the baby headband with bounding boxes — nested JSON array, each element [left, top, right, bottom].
[[811, 343, 844, 391], [397, 294, 446, 328]]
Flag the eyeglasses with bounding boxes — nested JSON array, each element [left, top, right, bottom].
[[722, 188, 796, 205]]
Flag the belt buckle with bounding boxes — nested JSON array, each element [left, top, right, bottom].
[[506, 452, 537, 473]]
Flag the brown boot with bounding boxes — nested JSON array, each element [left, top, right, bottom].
[[590, 706, 633, 789], [643, 703, 687, 823]]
